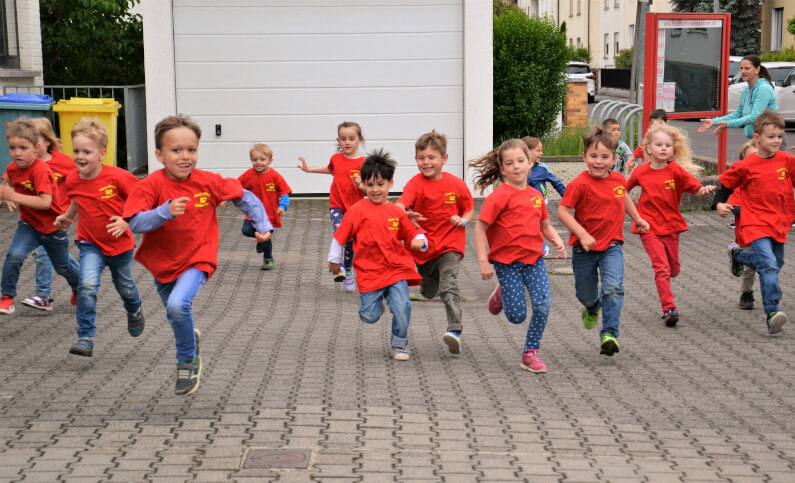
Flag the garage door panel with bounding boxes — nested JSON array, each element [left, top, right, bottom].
[[175, 0, 460, 6]]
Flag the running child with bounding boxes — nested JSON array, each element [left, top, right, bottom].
[[0, 118, 80, 315], [714, 110, 795, 334], [602, 119, 633, 175], [471, 139, 566, 373], [123, 114, 271, 395], [239, 143, 292, 270], [298, 121, 365, 291], [626, 124, 715, 327], [328, 149, 427, 361], [558, 127, 650, 356], [54, 119, 144, 357], [396, 130, 474, 355], [522, 136, 566, 202], [626, 109, 668, 172]]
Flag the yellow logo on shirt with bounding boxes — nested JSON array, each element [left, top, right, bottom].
[[100, 184, 118, 200], [532, 194, 544, 208], [53, 173, 64, 182], [350, 169, 360, 180], [664, 179, 676, 190], [20, 180, 34, 192], [778, 167, 789, 180], [387, 217, 400, 230], [444, 192, 458, 204], [194, 191, 212, 208], [266, 182, 276, 192], [613, 185, 626, 198]]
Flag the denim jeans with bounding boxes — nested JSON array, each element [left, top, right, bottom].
[[75, 241, 142, 338], [329, 208, 354, 271], [241, 219, 274, 260], [153, 267, 207, 363], [417, 251, 462, 333], [736, 237, 785, 314], [358, 280, 410, 349], [32, 244, 79, 298], [493, 258, 550, 351], [1, 221, 80, 298], [571, 242, 624, 338]]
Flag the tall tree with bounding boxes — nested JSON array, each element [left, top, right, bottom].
[[668, 0, 761, 56]]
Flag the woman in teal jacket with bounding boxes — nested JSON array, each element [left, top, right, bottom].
[[698, 55, 777, 139]]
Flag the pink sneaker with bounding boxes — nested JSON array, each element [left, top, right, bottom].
[[520, 350, 547, 373], [488, 285, 503, 315]]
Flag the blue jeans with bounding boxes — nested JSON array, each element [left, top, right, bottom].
[[571, 242, 624, 338], [154, 268, 207, 363], [330, 208, 354, 271], [736, 237, 785, 314], [32, 244, 79, 298], [358, 280, 410, 349], [241, 219, 274, 260], [1, 221, 80, 298], [493, 258, 550, 351], [75, 242, 142, 338]]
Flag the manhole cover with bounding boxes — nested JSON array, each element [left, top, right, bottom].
[[243, 448, 311, 469]]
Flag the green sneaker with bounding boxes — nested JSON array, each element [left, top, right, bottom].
[[261, 259, 274, 270], [582, 307, 600, 330], [175, 329, 202, 396], [728, 243, 744, 277], [766, 311, 787, 335], [600, 334, 619, 356]]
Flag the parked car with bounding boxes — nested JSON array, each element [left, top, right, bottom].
[[566, 61, 596, 103], [727, 62, 795, 113], [728, 56, 743, 83], [775, 67, 795, 123]]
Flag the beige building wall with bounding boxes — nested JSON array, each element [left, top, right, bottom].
[[0, 0, 43, 89], [761, 0, 794, 52]]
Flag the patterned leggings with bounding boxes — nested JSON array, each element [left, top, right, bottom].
[[329, 208, 354, 271], [493, 258, 551, 352]]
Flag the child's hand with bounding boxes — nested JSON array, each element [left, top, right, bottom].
[[352, 173, 362, 188], [54, 214, 73, 231], [106, 216, 129, 238], [409, 238, 425, 251], [478, 259, 493, 280], [328, 262, 341, 274], [626, 159, 635, 172], [449, 215, 465, 227], [790, 146, 795, 153], [407, 211, 427, 227], [169, 197, 191, 217], [635, 218, 650, 233], [297, 156, 309, 172], [218, 200, 228, 208], [551, 239, 567, 259], [4, 200, 17, 212], [579, 233, 596, 251], [254, 231, 271, 243], [0, 183, 13, 201], [697, 185, 716, 196], [716, 202, 733, 217], [277, 207, 285, 216]]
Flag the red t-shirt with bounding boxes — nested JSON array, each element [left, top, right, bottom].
[[719, 151, 795, 244], [5, 158, 61, 234], [122, 169, 244, 283], [46, 151, 75, 213], [238, 168, 292, 228], [396, 172, 474, 265], [626, 162, 702, 235], [327, 153, 364, 212], [478, 183, 548, 265], [333, 200, 423, 293], [633, 145, 644, 160], [63, 165, 139, 256], [560, 171, 628, 251]]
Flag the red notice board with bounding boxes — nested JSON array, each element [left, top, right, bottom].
[[643, 13, 732, 171]]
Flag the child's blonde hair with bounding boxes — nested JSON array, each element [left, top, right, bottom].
[[71, 118, 109, 150], [469, 138, 530, 194], [641, 124, 699, 174], [415, 130, 447, 155], [738, 139, 758, 160], [154, 114, 201, 150], [5, 118, 40, 145], [250, 143, 273, 159], [30, 117, 62, 152]]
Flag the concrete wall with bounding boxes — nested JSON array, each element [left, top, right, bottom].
[[0, 0, 43, 89]]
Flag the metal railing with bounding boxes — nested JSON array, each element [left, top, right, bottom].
[[588, 99, 643, 147]]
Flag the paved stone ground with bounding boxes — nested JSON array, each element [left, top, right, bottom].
[[0, 199, 793, 482]]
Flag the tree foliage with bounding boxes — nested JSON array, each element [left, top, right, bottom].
[[493, 8, 570, 142], [568, 46, 592, 63], [40, 0, 144, 85], [615, 48, 633, 69], [669, 0, 761, 56]]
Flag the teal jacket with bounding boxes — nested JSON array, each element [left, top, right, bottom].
[[714, 78, 777, 139]]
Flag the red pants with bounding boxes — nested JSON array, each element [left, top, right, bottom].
[[640, 233, 680, 312]]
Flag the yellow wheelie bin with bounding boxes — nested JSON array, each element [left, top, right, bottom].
[[53, 98, 121, 166]]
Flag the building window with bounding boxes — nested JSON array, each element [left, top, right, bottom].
[[615, 0, 619, 7], [604, 0, 608, 9], [772, 8, 784, 51], [577, 0, 581, 15], [0, 0, 20, 69], [577, 37, 582, 49], [628, 24, 635, 48], [614, 32, 619, 57], [569, 0, 573, 17], [604, 34, 609, 58]]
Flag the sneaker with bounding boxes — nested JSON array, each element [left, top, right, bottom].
[[127, 309, 145, 337], [0, 296, 15, 314], [21, 296, 53, 311], [520, 350, 547, 373], [600, 334, 620, 356], [261, 259, 274, 271], [443, 331, 462, 354], [488, 285, 503, 315], [662, 308, 679, 327], [739, 291, 754, 310], [582, 307, 600, 330], [728, 243, 744, 277], [68, 337, 94, 357], [766, 312, 787, 335], [333, 268, 346, 283], [255, 242, 264, 254], [729, 222, 735, 229], [71, 291, 78, 306], [391, 347, 410, 361], [343, 270, 355, 292], [175, 329, 202, 395]]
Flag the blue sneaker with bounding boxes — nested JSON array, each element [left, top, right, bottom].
[[69, 337, 94, 357], [443, 331, 462, 354], [127, 309, 145, 337]]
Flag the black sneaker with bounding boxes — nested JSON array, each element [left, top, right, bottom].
[[175, 329, 202, 395], [255, 242, 264, 254], [127, 309, 145, 337], [600, 334, 620, 356], [728, 243, 744, 277], [662, 308, 679, 327], [738, 292, 754, 310], [766, 312, 787, 335], [69, 337, 94, 357]]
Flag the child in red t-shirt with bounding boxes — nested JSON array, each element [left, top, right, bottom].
[[558, 127, 649, 357], [714, 111, 795, 335], [239, 143, 292, 270], [626, 109, 668, 173], [626, 124, 715, 327], [396, 130, 474, 355], [298, 121, 365, 291], [123, 115, 271, 396], [0, 119, 80, 315], [328, 149, 427, 361], [54, 119, 144, 357], [470, 139, 566, 373]]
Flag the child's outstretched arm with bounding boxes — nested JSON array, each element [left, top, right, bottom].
[[557, 204, 596, 251], [232, 189, 273, 242], [128, 197, 191, 234], [474, 219, 493, 280], [624, 196, 649, 233], [694, 184, 716, 197], [540, 218, 567, 259], [277, 194, 290, 216], [297, 156, 332, 174], [54, 201, 78, 231], [0, 183, 52, 211]]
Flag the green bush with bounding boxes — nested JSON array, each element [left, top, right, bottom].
[[540, 127, 588, 156], [615, 48, 633, 69], [760, 47, 795, 62], [568, 46, 591, 63], [493, 8, 570, 142]]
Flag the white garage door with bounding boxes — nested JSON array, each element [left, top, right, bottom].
[[172, 0, 464, 195]]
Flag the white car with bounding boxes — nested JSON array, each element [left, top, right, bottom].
[[775, 67, 795, 123], [566, 61, 596, 103], [727, 56, 743, 83], [727, 61, 795, 113]]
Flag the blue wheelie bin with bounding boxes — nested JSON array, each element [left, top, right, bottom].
[[0, 93, 56, 174]]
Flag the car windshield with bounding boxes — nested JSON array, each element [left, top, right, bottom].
[[567, 65, 590, 75], [728, 62, 740, 78], [770, 67, 794, 86]]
